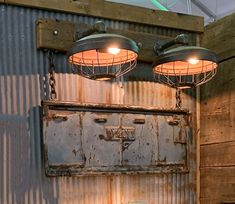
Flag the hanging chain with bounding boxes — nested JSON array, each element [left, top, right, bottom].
[[175, 88, 182, 109], [48, 50, 57, 100]]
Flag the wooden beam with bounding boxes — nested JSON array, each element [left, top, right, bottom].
[[3, 0, 204, 32], [36, 19, 75, 52], [36, 18, 173, 63]]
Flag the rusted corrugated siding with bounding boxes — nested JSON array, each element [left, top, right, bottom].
[[0, 4, 197, 204]]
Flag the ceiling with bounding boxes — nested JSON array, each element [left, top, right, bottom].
[[106, 0, 235, 25]]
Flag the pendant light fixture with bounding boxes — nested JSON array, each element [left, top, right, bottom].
[[152, 34, 218, 88], [68, 21, 139, 81]]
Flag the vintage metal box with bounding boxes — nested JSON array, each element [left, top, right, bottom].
[[42, 101, 191, 176]]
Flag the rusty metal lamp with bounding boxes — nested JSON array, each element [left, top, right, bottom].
[[153, 34, 218, 89], [68, 21, 139, 81]]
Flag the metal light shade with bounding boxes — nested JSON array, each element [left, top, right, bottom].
[[68, 33, 139, 80], [153, 46, 218, 88]]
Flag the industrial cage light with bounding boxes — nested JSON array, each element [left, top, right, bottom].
[[153, 34, 218, 89], [68, 21, 139, 81], [36, 19, 219, 106]]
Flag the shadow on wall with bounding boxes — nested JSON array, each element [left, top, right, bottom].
[[0, 107, 59, 204]]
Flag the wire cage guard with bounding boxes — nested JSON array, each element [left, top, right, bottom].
[[154, 61, 217, 88], [68, 30, 139, 81], [153, 41, 218, 89], [69, 50, 138, 80]]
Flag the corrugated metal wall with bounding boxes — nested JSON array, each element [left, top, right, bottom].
[[0, 4, 197, 204]]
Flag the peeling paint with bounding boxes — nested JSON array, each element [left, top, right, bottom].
[[43, 101, 190, 176]]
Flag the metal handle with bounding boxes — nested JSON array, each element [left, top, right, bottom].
[[52, 114, 68, 121]]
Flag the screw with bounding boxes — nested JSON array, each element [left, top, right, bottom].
[[137, 42, 142, 48], [53, 30, 58, 36]]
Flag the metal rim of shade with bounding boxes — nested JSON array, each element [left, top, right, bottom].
[[152, 46, 219, 88], [68, 33, 139, 80]]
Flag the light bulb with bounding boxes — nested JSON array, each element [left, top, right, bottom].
[[188, 58, 199, 65], [108, 47, 120, 55]]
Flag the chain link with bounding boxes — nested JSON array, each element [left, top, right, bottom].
[[48, 51, 57, 100], [175, 88, 182, 109]]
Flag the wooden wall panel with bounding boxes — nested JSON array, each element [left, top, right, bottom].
[[200, 167, 235, 203], [200, 58, 235, 145], [200, 13, 235, 204], [201, 13, 235, 61], [201, 142, 235, 167]]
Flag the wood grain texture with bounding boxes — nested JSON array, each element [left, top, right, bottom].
[[200, 167, 235, 204], [200, 14, 235, 204], [200, 58, 235, 145], [201, 13, 235, 61], [36, 19, 75, 52], [36, 18, 173, 63], [4, 0, 204, 32], [201, 141, 235, 167]]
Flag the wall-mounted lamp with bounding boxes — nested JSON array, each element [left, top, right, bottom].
[[36, 19, 219, 107], [68, 21, 139, 80], [153, 34, 218, 89]]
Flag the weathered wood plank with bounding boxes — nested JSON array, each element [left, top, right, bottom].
[[201, 197, 235, 204], [201, 13, 235, 61], [200, 58, 235, 144], [4, 0, 204, 32], [200, 167, 235, 203], [201, 141, 235, 167], [36, 18, 173, 63], [200, 13, 235, 204], [200, 103, 235, 145], [36, 19, 75, 52]]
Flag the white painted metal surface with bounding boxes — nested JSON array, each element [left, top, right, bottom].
[[43, 102, 190, 176]]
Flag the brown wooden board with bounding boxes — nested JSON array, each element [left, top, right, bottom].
[[200, 15, 235, 204], [201, 141, 235, 167], [36, 18, 173, 63], [36, 19, 75, 52], [3, 0, 204, 32], [201, 197, 235, 204], [201, 13, 235, 61], [200, 58, 235, 145], [200, 167, 235, 204]]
